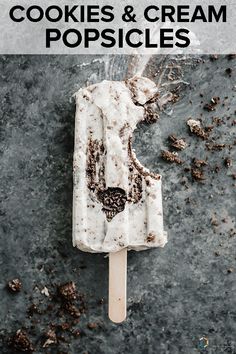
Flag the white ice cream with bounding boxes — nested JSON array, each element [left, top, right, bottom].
[[73, 76, 167, 253]]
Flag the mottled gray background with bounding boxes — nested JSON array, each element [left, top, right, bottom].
[[0, 55, 235, 354]]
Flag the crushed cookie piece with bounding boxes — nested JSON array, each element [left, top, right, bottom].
[[63, 303, 81, 318], [10, 329, 34, 352], [41, 286, 50, 297], [59, 322, 70, 331], [87, 322, 98, 330], [8, 278, 22, 292], [205, 125, 214, 133], [144, 105, 159, 124], [225, 68, 232, 76], [97, 187, 127, 221], [224, 157, 232, 168], [72, 329, 81, 337], [168, 135, 187, 150], [191, 168, 205, 181], [206, 143, 226, 151], [161, 150, 183, 164], [214, 251, 220, 257], [128, 173, 142, 204], [212, 117, 224, 126], [146, 233, 156, 242], [58, 282, 77, 302], [42, 329, 57, 348], [229, 229, 236, 237], [192, 158, 208, 168], [211, 218, 219, 226], [27, 304, 41, 317], [187, 119, 209, 140], [204, 97, 220, 111], [210, 54, 218, 61], [228, 54, 236, 60]]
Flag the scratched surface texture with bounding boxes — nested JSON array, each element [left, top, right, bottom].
[[0, 55, 236, 354]]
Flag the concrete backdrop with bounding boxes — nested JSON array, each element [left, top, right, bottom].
[[0, 55, 235, 353]]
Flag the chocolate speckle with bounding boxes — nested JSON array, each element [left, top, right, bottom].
[[146, 233, 156, 242]]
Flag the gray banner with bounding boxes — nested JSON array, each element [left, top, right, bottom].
[[0, 0, 235, 54]]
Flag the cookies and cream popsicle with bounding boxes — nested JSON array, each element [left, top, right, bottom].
[[73, 76, 167, 253], [73, 76, 167, 322]]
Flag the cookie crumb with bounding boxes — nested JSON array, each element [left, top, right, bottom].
[[224, 157, 232, 168], [58, 282, 77, 302], [41, 286, 50, 297], [187, 119, 209, 140], [59, 322, 70, 331], [204, 97, 220, 112], [144, 106, 159, 124], [146, 233, 156, 242], [228, 54, 236, 60], [98, 298, 104, 305], [87, 322, 98, 330], [10, 329, 34, 352], [27, 303, 41, 317], [210, 54, 218, 61], [211, 218, 219, 226], [161, 150, 183, 164], [225, 68, 232, 77], [7, 279, 22, 293], [42, 329, 57, 348], [206, 143, 226, 151], [191, 168, 205, 181], [63, 303, 81, 318], [193, 158, 208, 168], [168, 135, 187, 150]]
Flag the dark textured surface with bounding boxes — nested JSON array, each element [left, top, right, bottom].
[[0, 55, 236, 354]]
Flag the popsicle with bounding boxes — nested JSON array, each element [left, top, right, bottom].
[[73, 76, 167, 322]]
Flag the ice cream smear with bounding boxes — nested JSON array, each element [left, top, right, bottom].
[[73, 76, 167, 253]]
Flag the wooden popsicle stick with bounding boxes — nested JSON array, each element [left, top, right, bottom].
[[109, 248, 127, 323]]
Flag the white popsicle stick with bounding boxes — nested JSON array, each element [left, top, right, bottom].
[[109, 248, 127, 323]]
